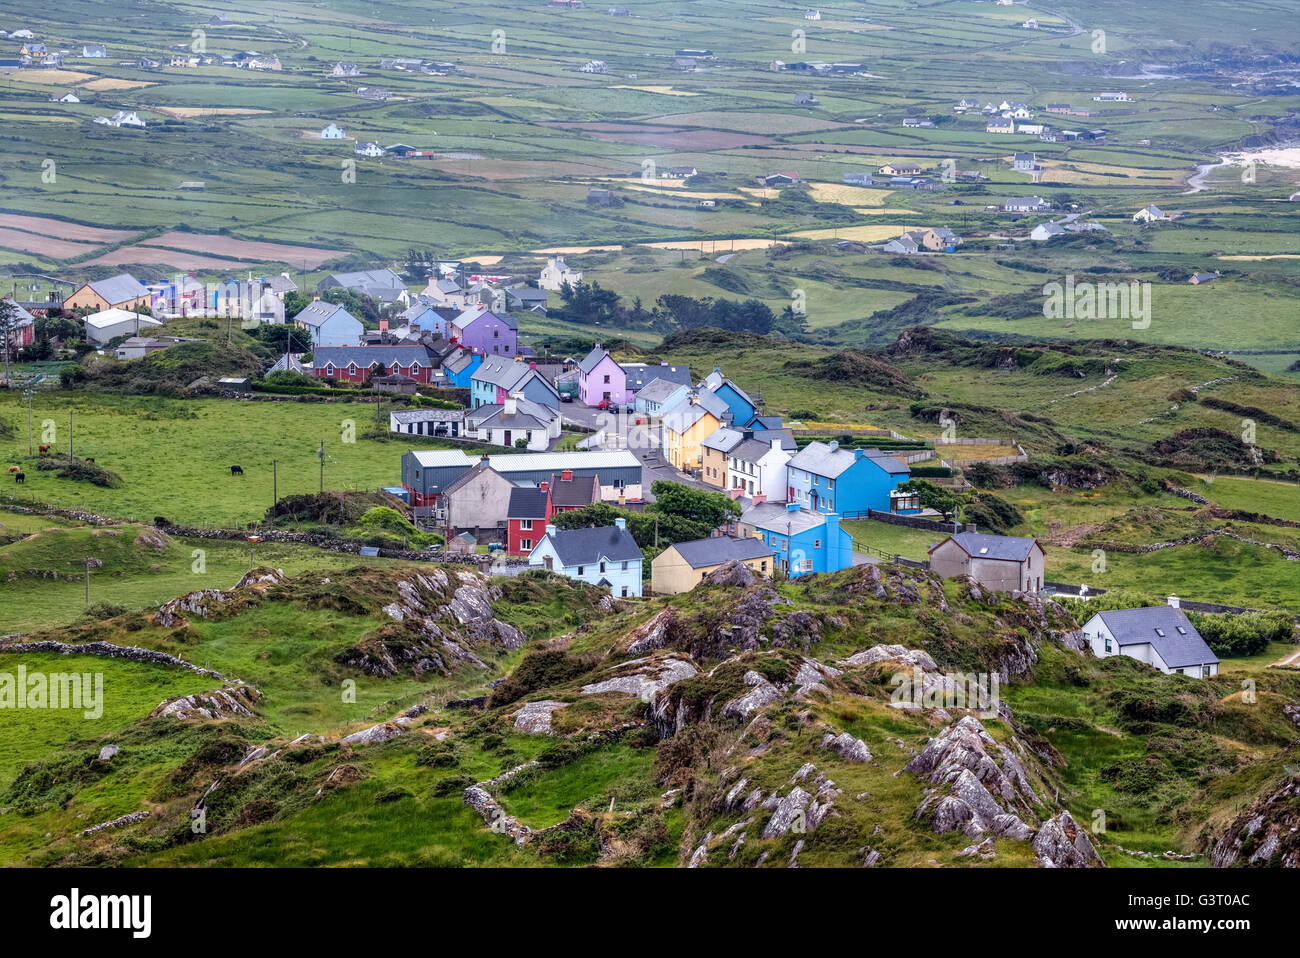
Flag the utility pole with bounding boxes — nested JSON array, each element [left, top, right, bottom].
[[273, 459, 278, 505], [319, 440, 325, 493], [23, 386, 33, 455], [69, 409, 73, 460]]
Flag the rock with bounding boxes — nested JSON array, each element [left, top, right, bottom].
[[762, 787, 811, 839], [839, 644, 938, 672], [340, 722, 404, 746], [513, 700, 568, 735], [1209, 774, 1300, 868], [706, 559, 761, 587], [788, 838, 805, 867], [236, 567, 286, 589], [150, 685, 259, 721], [862, 846, 880, 867], [581, 654, 698, 701], [958, 836, 998, 860], [721, 677, 784, 721], [463, 785, 532, 845], [1033, 811, 1104, 868], [624, 609, 676, 655], [80, 810, 150, 837], [156, 589, 231, 627], [821, 731, 873, 763], [97, 744, 119, 762]]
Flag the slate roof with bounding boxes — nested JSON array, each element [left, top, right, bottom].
[[701, 427, 745, 453], [730, 437, 787, 463], [87, 273, 147, 305], [313, 344, 434, 368], [741, 502, 831, 535], [663, 388, 728, 423], [622, 362, 691, 391], [789, 441, 908, 478], [662, 399, 718, 434], [1095, 606, 1219, 668], [472, 355, 550, 392], [545, 525, 642, 566], [322, 268, 406, 301], [636, 377, 688, 405], [751, 427, 796, 451], [391, 408, 463, 424], [293, 300, 357, 328], [443, 464, 510, 498], [578, 346, 611, 374], [453, 307, 517, 331], [670, 536, 774, 569], [549, 472, 599, 508], [467, 396, 556, 431], [938, 532, 1039, 562], [507, 486, 550, 520]]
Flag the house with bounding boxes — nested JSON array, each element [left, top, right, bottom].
[[675, 57, 698, 71], [439, 460, 517, 542], [453, 306, 518, 357], [356, 86, 392, 100], [737, 501, 851, 578], [928, 531, 1045, 592], [578, 344, 629, 405], [879, 162, 921, 176], [1012, 151, 1037, 173], [506, 483, 551, 556], [727, 436, 791, 500], [1, 300, 35, 350], [442, 348, 482, 388], [114, 336, 174, 360], [311, 344, 439, 385], [528, 519, 643, 597], [84, 308, 162, 345], [82, 44, 106, 58], [665, 165, 697, 177], [652, 537, 774, 594], [661, 393, 724, 472], [390, 408, 466, 439], [587, 187, 616, 206], [1189, 271, 1221, 285], [843, 172, 875, 186], [539, 257, 582, 292], [580, 60, 608, 73], [804, 9, 821, 19], [318, 268, 408, 305], [64, 273, 150, 312], [1133, 204, 1167, 223], [505, 285, 549, 312], [380, 58, 423, 71], [549, 468, 600, 513], [169, 54, 198, 67], [1017, 123, 1046, 137], [470, 355, 561, 410], [901, 117, 933, 128], [1045, 104, 1074, 114], [95, 111, 146, 128], [634, 376, 691, 417], [354, 141, 384, 157], [786, 441, 910, 516], [403, 449, 642, 509], [956, 97, 978, 110], [1022, 17, 1038, 28], [292, 301, 364, 348], [701, 365, 758, 426], [19, 42, 47, 58], [466, 394, 561, 450], [1081, 598, 1219, 677], [1092, 92, 1130, 101], [1030, 221, 1065, 241], [1003, 195, 1050, 213], [924, 226, 961, 250], [794, 93, 819, 107], [321, 123, 346, 139], [700, 427, 745, 489], [331, 62, 360, 77], [51, 90, 80, 102], [763, 172, 800, 187], [986, 117, 1015, 134], [883, 231, 925, 255], [621, 361, 690, 396]]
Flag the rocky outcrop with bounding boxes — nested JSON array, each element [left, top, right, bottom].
[[581, 654, 698, 701], [156, 589, 234, 627], [721, 670, 785, 721], [150, 685, 260, 721], [340, 722, 404, 746], [236, 567, 287, 590], [1033, 811, 1103, 868], [705, 559, 761, 588], [623, 609, 676, 655], [1209, 772, 1300, 868], [822, 731, 872, 763], [513, 700, 568, 735]]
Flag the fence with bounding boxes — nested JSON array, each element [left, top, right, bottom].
[[857, 507, 968, 534]]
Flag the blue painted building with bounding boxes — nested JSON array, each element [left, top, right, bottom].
[[470, 355, 562, 410], [443, 349, 481, 389], [703, 366, 758, 427], [786, 440, 911, 517], [737, 501, 852, 577], [634, 377, 690, 416]]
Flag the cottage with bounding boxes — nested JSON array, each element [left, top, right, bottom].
[[786, 440, 910, 516], [321, 123, 346, 139], [843, 171, 875, 186], [928, 531, 1045, 592], [901, 117, 933, 128], [529, 519, 644, 597], [390, 408, 466, 439], [51, 90, 80, 102], [700, 427, 745, 489], [986, 117, 1015, 134], [356, 86, 392, 100], [620, 362, 691, 397], [763, 172, 800, 187], [1030, 221, 1065, 241], [580, 59, 608, 73], [318, 268, 408, 305], [470, 355, 560, 410], [312, 344, 439, 385], [539, 257, 582, 292], [737, 501, 851, 578], [292, 301, 364, 348], [82, 44, 106, 58], [112, 336, 173, 360], [452, 306, 518, 357], [466, 394, 561, 450], [652, 537, 774, 594], [1003, 195, 1051, 213], [331, 62, 360, 77], [883, 231, 925, 255], [1133, 204, 1167, 223], [587, 187, 616, 205], [549, 469, 601, 513], [1092, 92, 1130, 101], [403, 449, 642, 509], [879, 162, 921, 176], [1189, 271, 1221, 285], [505, 285, 549, 312], [1082, 598, 1219, 677], [578, 344, 628, 406], [65, 273, 150, 312], [1012, 151, 1037, 173], [795, 93, 820, 107], [727, 436, 791, 500], [661, 393, 725, 472], [634, 376, 691, 417]]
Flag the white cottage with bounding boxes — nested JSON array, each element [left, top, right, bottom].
[[1081, 597, 1219, 677], [528, 519, 644, 597]]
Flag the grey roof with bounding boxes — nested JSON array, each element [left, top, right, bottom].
[[637, 377, 689, 405], [730, 437, 787, 463], [741, 502, 832, 535], [444, 463, 510, 498], [312, 344, 433, 369], [578, 346, 611, 375], [322, 268, 406, 301], [662, 399, 719, 433], [453, 307, 517, 331], [622, 362, 691, 391], [467, 396, 556, 431], [1095, 606, 1219, 668], [87, 273, 146, 305], [391, 408, 463, 424], [546, 525, 642, 566], [663, 388, 728, 423], [940, 532, 1039, 562], [507, 486, 550, 520], [788, 441, 857, 479], [670, 536, 774, 569], [293, 300, 358, 329], [701, 427, 745, 454], [472, 355, 553, 394], [548, 472, 599, 508]]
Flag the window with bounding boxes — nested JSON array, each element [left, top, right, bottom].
[[1104, 636, 1112, 653], [520, 519, 533, 530], [1176, 626, 1187, 635], [621, 586, 629, 597], [1202, 665, 1211, 678], [603, 374, 610, 383], [1154, 628, 1165, 637], [520, 538, 532, 550], [599, 561, 607, 573], [814, 539, 821, 549], [621, 561, 628, 571], [828, 479, 834, 490]]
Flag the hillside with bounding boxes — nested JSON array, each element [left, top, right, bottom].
[[2, 558, 1295, 868]]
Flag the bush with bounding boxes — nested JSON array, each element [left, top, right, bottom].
[[1188, 610, 1295, 657], [34, 455, 124, 488]]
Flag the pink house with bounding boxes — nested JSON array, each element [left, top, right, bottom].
[[577, 344, 628, 405]]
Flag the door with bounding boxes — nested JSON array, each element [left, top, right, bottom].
[[503, 430, 512, 447]]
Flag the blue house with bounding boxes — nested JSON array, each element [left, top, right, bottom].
[[738, 501, 852, 577], [786, 440, 911, 517], [443, 349, 481, 389], [528, 518, 644, 597], [703, 366, 758, 427], [470, 355, 562, 410], [634, 377, 690, 416]]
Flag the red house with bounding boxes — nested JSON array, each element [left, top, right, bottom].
[[312, 344, 441, 385], [506, 482, 551, 556]]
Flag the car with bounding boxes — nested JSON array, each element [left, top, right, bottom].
[[596, 399, 616, 411], [559, 393, 573, 403]]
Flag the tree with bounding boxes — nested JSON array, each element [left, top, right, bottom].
[[0, 300, 18, 382]]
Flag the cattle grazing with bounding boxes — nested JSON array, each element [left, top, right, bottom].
[[37, 444, 49, 454], [6, 466, 16, 474], [230, 464, 244, 476], [14, 472, 24, 484], [85, 458, 94, 464]]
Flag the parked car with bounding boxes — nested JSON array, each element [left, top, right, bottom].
[[596, 399, 616, 411], [560, 393, 573, 403]]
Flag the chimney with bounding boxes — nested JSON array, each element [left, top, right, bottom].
[[742, 429, 754, 440], [854, 448, 865, 460], [479, 455, 490, 467], [771, 438, 782, 452], [1167, 594, 1180, 609], [529, 362, 537, 370], [828, 440, 839, 452], [618, 490, 626, 507], [728, 488, 744, 500], [546, 524, 557, 537], [562, 469, 573, 481], [786, 502, 800, 513], [660, 360, 668, 366], [614, 517, 626, 530], [753, 492, 767, 505], [504, 396, 517, 417], [379, 318, 388, 332], [540, 481, 549, 492]]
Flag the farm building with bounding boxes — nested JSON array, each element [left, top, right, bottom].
[[84, 308, 162, 345]]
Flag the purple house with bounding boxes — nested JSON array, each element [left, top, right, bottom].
[[451, 306, 518, 357], [578, 344, 629, 405]]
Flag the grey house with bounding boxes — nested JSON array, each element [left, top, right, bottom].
[[928, 531, 1045, 592]]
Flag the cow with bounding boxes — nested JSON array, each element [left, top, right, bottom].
[[37, 444, 49, 454], [6, 466, 16, 474], [85, 458, 94, 464], [14, 472, 24, 484], [230, 464, 244, 476]]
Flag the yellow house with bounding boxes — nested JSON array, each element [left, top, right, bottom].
[[662, 397, 723, 473], [699, 427, 743, 489], [651, 536, 775, 595]]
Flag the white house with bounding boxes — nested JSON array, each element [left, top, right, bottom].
[[354, 141, 384, 157], [95, 110, 145, 128], [1133, 204, 1167, 223], [538, 257, 582, 292], [1030, 221, 1065, 241], [1082, 598, 1219, 677], [321, 123, 346, 139], [85, 308, 162, 344], [465, 394, 561, 451], [528, 518, 644, 598], [292, 300, 364, 348], [727, 436, 791, 500], [52, 90, 79, 103]]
